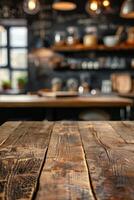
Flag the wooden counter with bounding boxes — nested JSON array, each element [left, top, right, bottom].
[[0, 121, 134, 200], [0, 94, 133, 108]]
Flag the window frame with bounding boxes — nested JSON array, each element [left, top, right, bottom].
[[0, 19, 28, 89]]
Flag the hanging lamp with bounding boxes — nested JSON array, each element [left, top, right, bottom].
[[52, 0, 77, 11], [120, 0, 134, 18], [23, 0, 40, 15], [85, 0, 110, 16]]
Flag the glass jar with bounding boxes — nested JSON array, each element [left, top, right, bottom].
[[51, 77, 62, 92], [127, 27, 134, 44], [67, 78, 78, 91], [54, 31, 66, 46], [66, 27, 79, 45], [83, 27, 98, 47]]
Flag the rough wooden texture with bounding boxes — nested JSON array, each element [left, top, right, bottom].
[[0, 122, 21, 146], [78, 121, 134, 200], [36, 121, 95, 200], [0, 121, 53, 200], [0, 121, 134, 200], [0, 95, 133, 108]]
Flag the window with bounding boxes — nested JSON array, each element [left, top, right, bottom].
[[0, 24, 28, 89]]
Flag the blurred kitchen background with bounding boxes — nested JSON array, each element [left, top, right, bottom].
[[0, 0, 134, 122]]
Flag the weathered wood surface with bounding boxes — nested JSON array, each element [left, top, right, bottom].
[[0, 121, 134, 200], [36, 121, 95, 200], [0, 121, 53, 200], [79, 121, 134, 200]]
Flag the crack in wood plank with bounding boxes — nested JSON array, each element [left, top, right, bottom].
[[36, 121, 95, 200], [0, 122, 54, 200], [78, 121, 134, 200]]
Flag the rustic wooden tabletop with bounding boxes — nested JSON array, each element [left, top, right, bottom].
[[0, 121, 134, 200]]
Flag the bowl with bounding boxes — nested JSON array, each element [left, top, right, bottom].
[[103, 36, 119, 47]]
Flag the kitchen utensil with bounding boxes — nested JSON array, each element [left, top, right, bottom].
[[103, 35, 119, 47], [54, 31, 66, 46], [115, 26, 124, 41], [66, 27, 79, 45], [101, 80, 112, 94], [38, 91, 78, 98], [127, 27, 134, 44], [111, 73, 132, 94], [67, 78, 78, 92], [51, 77, 62, 92], [83, 27, 98, 47]]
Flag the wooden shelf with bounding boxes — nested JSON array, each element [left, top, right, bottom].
[[52, 43, 134, 52]]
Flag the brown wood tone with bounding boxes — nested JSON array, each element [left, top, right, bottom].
[[78, 121, 134, 200], [0, 121, 53, 200], [119, 92, 134, 99], [52, 43, 134, 52], [36, 121, 94, 200], [0, 121, 21, 146], [0, 95, 133, 108], [0, 121, 134, 200]]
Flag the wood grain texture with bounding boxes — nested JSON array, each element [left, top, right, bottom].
[[109, 121, 134, 143], [0, 121, 21, 146], [0, 121, 134, 200], [36, 121, 95, 200], [0, 121, 53, 200], [78, 121, 134, 200]]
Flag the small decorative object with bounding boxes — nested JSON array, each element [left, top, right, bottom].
[[23, 0, 40, 15], [120, 0, 134, 18], [17, 76, 27, 90], [111, 73, 132, 94], [66, 26, 79, 46], [83, 27, 98, 47], [1, 80, 11, 91], [54, 31, 66, 46], [67, 78, 78, 92], [127, 27, 134, 44], [131, 58, 134, 68], [103, 35, 119, 47], [51, 78, 62, 92], [101, 80, 112, 94], [52, 0, 77, 11]]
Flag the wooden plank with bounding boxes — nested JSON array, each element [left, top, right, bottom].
[[0, 121, 53, 200], [36, 121, 95, 200], [0, 121, 21, 146], [109, 121, 134, 144], [91, 121, 125, 148], [78, 121, 134, 200]]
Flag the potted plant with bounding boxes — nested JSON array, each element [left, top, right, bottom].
[[1, 80, 11, 91], [17, 76, 27, 90]]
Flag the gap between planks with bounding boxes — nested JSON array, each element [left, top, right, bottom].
[[0, 121, 54, 200], [36, 121, 96, 200]]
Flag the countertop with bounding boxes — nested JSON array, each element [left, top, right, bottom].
[[0, 121, 134, 199], [0, 94, 133, 108]]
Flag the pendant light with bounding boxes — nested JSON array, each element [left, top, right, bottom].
[[23, 0, 40, 15], [120, 0, 134, 18], [52, 0, 77, 11], [85, 0, 110, 16], [86, 0, 101, 15]]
